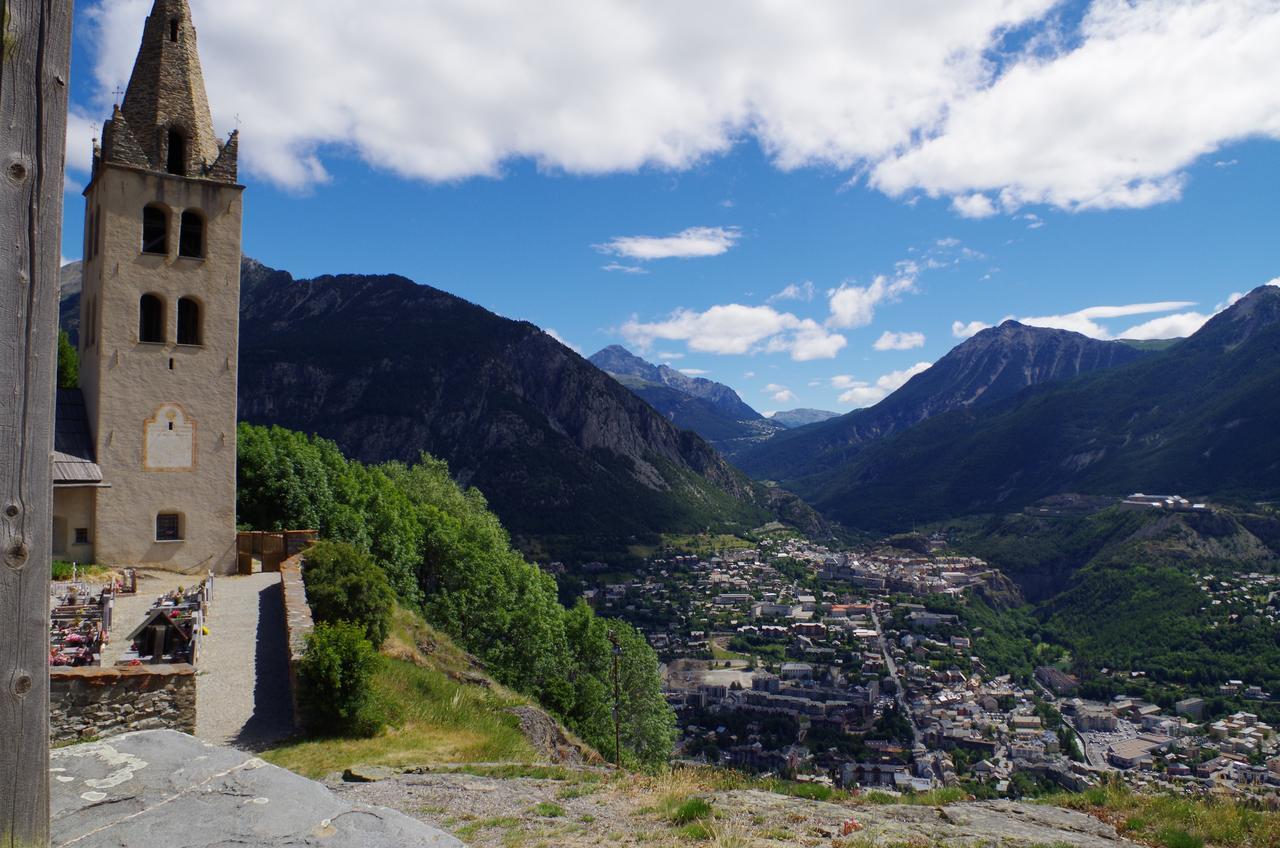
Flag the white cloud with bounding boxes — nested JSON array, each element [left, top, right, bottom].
[[621, 304, 846, 361], [1214, 159, 1239, 168], [74, 0, 1056, 191], [602, 263, 649, 274], [543, 328, 581, 353], [834, 362, 932, 408], [952, 319, 992, 339], [873, 330, 926, 351], [596, 226, 740, 261], [1117, 311, 1213, 340], [873, 0, 1280, 212], [772, 389, 797, 403], [950, 193, 997, 218], [680, 368, 709, 376], [827, 270, 917, 329], [74, 0, 1280, 215], [657, 351, 684, 361], [767, 281, 816, 303], [1018, 301, 1196, 339], [764, 383, 788, 393], [743, 371, 756, 379]]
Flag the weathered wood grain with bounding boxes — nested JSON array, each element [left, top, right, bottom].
[[0, 1, 74, 845]]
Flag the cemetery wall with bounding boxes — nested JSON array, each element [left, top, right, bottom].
[[50, 664, 196, 742], [279, 554, 314, 728]]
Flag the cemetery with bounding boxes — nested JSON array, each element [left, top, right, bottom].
[[47, 570, 214, 742]]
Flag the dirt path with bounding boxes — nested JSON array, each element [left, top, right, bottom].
[[195, 571, 295, 748]]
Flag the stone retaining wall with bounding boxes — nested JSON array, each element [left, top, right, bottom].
[[279, 553, 314, 729], [50, 664, 196, 742]]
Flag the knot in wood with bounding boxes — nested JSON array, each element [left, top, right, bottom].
[[13, 674, 33, 696], [3, 504, 18, 518], [5, 540, 29, 568], [6, 156, 30, 183]]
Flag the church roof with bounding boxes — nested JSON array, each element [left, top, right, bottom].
[[98, 0, 237, 183], [54, 389, 105, 486]]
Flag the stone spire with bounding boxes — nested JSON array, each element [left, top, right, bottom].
[[100, 0, 237, 182]]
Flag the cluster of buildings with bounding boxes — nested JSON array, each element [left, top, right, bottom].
[[579, 532, 1279, 800]]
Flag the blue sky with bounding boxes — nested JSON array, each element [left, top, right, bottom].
[[62, 0, 1280, 413]]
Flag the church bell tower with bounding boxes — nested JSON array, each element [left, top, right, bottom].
[[77, 0, 243, 573]]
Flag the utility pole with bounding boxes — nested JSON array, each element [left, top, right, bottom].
[[608, 630, 621, 770], [1, 1, 74, 846]]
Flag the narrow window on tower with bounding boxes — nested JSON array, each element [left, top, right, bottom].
[[167, 129, 186, 176], [84, 209, 94, 259], [142, 204, 168, 255], [170, 18, 180, 42], [177, 297, 201, 345], [94, 205, 102, 258], [179, 210, 204, 259], [139, 293, 165, 344]]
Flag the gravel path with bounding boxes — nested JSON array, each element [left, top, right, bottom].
[[195, 571, 296, 748]]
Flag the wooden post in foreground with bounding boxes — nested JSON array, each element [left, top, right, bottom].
[[1, 0, 73, 846]]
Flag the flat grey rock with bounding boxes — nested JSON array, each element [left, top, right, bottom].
[[51, 730, 463, 848]]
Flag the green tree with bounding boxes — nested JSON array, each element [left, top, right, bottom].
[[302, 540, 396, 648], [57, 330, 78, 389], [297, 622, 384, 737]]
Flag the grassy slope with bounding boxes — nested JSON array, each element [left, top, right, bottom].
[[264, 607, 567, 778], [1046, 780, 1280, 848]]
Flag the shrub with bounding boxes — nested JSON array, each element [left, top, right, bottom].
[[303, 541, 395, 647], [297, 621, 384, 737]]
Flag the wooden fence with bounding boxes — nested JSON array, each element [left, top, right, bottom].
[[236, 530, 318, 574]]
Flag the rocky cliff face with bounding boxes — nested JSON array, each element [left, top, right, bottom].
[[236, 261, 770, 542], [738, 322, 1145, 481]]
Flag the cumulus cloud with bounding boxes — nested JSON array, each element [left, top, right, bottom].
[[873, 0, 1280, 212], [952, 319, 992, 339], [768, 281, 816, 303], [72, 0, 1053, 192], [827, 270, 917, 329], [833, 362, 932, 408], [596, 226, 740, 261], [950, 193, 998, 218], [621, 304, 846, 361], [772, 389, 797, 403], [73, 0, 1280, 214], [873, 330, 926, 351]]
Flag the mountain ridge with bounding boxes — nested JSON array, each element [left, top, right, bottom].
[[588, 345, 786, 455], [737, 319, 1149, 481], [795, 284, 1280, 530]]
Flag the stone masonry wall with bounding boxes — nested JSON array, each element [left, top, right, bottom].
[[51, 664, 196, 743], [279, 554, 314, 729]]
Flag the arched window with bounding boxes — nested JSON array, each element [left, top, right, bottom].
[[178, 210, 204, 258], [167, 129, 186, 176], [142, 204, 168, 255], [177, 297, 201, 345], [139, 293, 165, 343]]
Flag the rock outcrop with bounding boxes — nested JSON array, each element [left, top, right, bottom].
[[51, 730, 461, 847]]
